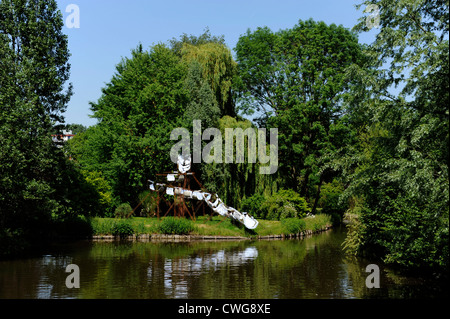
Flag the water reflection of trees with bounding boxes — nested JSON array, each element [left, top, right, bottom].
[[0, 254, 76, 299], [0, 232, 365, 299], [2, 229, 442, 299], [72, 240, 308, 298], [75, 234, 352, 299]]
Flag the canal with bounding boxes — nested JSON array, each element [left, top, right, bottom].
[[0, 227, 447, 299]]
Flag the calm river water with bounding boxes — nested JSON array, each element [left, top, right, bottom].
[[0, 227, 447, 299]]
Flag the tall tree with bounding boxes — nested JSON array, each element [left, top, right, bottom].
[[181, 42, 237, 117], [169, 27, 226, 57], [170, 29, 237, 118], [70, 44, 189, 207], [235, 19, 365, 209], [342, 0, 449, 270], [0, 0, 81, 253]]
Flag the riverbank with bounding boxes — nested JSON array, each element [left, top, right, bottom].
[[0, 214, 333, 259], [91, 227, 333, 242], [88, 214, 333, 241]]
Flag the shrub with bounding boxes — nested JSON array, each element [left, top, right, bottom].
[[318, 180, 347, 224], [261, 189, 310, 220], [112, 221, 134, 238], [81, 170, 114, 216], [115, 203, 133, 219], [240, 194, 266, 218], [158, 217, 195, 235], [281, 218, 306, 235]]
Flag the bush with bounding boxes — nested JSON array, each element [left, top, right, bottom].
[[240, 194, 266, 218], [115, 203, 133, 219], [261, 189, 310, 220], [318, 180, 347, 225], [158, 217, 195, 235], [81, 170, 114, 216], [112, 221, 134, 238], [281, 218, 306, 235]]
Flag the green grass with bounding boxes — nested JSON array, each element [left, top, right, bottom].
[[303, 214, 332, 232], [88, 214, 332, 238], [252, 220, 284, 236], [89, 217, 158, 235]]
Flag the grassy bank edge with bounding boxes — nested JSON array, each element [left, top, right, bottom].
[[87, 214, 333, 239]]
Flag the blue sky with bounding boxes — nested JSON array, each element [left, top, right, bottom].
[[56, 0, 378, 127]]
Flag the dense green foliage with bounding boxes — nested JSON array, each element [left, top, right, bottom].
[[112, 221, 134, 238], [1, 0, 447, 274], [241, 194, 266, 217], [234, 19, 365, 215], [0, 0, 101, 256], [317, 180, 347, 224], [68, 44, 189, 209], [241, 190, 310, 220], [260, 189, 310, 220], [67, 32, 240, 214], [338, 0, 449, 270], [114, 203, 133, 219]]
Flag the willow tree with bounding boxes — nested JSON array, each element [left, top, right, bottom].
[[167, 31, 245, 201], [181, 42, 237, 117]]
